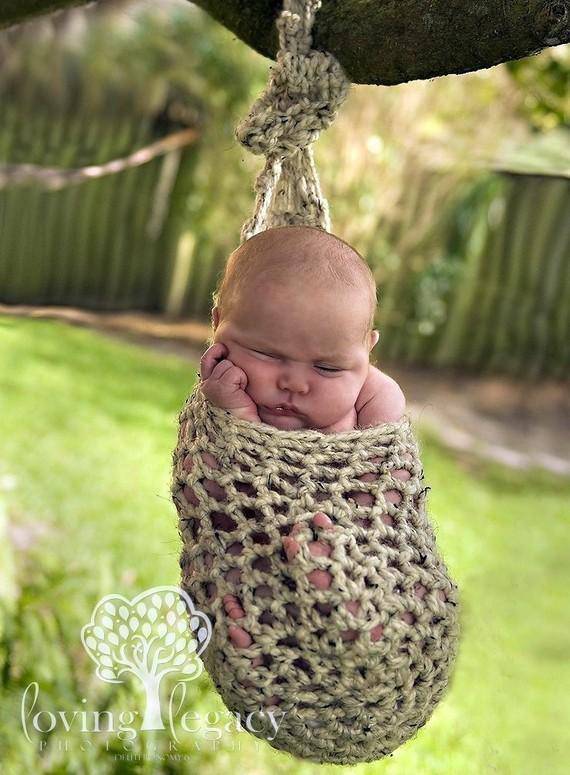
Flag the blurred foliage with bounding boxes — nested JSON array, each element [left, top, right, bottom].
[[0, 3, 266, 116], [506, 46, 570, 131], [412, 174, 504, 336], [0, 0, 568, 364], [0, 1, 270, 305]]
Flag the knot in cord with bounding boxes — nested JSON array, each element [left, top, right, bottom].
[[236, 0, 350, 241]]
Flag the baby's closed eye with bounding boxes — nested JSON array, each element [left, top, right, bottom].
[[250, 349, 343, 375]]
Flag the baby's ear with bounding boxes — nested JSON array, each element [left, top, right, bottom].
[[369, 330, 380, 350], [211, 306, 220, 330]]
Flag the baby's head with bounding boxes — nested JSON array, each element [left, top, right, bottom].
[[209, 225, 379, 430]]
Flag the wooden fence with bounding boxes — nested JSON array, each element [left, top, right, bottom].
[[0, 99, 568, 378], [0, 95, 199, 313], [377, 169, 569, 378]]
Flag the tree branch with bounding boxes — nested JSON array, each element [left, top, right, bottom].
[[1, 1, 568, 85], [0, 128, 199, 191], [0, 1, 89, 29]]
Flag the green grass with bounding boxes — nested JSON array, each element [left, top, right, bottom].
[[0, 315, 568, 774]]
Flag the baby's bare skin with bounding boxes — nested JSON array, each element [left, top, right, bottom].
[[200, 341, 406, 431]]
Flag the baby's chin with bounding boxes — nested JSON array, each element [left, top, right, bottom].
[[258, 407, 310, 430]]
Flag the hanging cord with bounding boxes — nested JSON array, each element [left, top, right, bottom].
[[236, 0, 350, 243]]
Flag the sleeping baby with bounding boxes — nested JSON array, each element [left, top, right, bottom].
[[191, 225, 434, 699], [200, 224, 406, 432]]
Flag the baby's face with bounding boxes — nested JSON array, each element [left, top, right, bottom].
[[212, 279, 377, 431]]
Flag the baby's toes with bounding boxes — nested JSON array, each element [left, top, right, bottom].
[[345, 600, 360, 615], [350, 491, 375, 507], [203, 478, 227, 501], [228, 625, 253, 648], [182, 484, 199, 506], [283, 540, 333, 588], [225, 567, 241, 584], [283, 513, 335, 588], [282, 535, 301, 561], [312, 512, 334, 530], [414, 583, 427, 598], [393, 468, 411, 481], [370, 623, 384, 642], [201, 451, 220, 469], [223, 594, 245, 620], [308, 540, 331, 558], [384, 489, 402, 506], [307, 569, 332, 589]]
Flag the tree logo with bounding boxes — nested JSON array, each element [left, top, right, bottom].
[[81, 586, 211, 731]]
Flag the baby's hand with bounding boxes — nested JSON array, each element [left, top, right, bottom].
[[199, 343, 260, 423]]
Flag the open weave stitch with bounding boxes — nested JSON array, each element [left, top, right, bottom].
[[171, 0, 460, 763], [172, 386, 460, 763]]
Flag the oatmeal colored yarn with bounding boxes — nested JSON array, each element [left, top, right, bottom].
[[172, 386, 460, 764], [236, 0, 350, 242]]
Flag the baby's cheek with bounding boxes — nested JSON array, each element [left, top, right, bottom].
[[241, 362, 268, 398]]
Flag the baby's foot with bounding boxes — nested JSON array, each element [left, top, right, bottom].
[[224, 513, 348, 653], [222, 510, 448, 704]]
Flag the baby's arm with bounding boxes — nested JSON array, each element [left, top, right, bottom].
[[199, 343, 261, 424], [355, 365, 406, 427]]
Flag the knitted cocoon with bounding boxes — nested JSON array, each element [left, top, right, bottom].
[[171, 385, 460, 764]]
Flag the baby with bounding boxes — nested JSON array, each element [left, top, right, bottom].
[[191, 226, 426, 695], [199, 224, 406, 433]]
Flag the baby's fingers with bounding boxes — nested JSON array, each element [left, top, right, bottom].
[[200, 343, 228, 381], [210, 360, 247, 389]]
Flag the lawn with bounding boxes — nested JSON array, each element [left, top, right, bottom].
[[0, 315, 568, 774]]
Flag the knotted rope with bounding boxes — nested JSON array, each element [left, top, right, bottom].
[[236, 0, 350, 242]]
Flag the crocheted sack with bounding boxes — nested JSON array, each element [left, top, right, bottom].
[[172, 387, 460, 764], [171, 0, 460, 763]]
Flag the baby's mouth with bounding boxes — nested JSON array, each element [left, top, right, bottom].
[[264, 405, 301, 416]]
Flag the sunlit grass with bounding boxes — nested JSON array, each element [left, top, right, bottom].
[[0, 316, 568, 774]]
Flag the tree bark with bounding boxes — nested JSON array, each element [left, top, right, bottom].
[[1, 0, 569, 85]]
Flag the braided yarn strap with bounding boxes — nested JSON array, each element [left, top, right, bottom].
[[172, 386, 460, 764], [236, 0, 350, 242]]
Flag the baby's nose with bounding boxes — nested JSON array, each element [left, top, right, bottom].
[[277, 371, 309, 393]]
